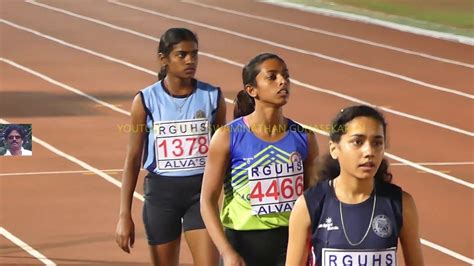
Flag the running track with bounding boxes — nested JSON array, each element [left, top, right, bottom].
[[0, 0, 472, 265]]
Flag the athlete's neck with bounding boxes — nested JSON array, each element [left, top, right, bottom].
[[164, 76, 194, 96], [334, 174, 374, 204], [247, 107, 286, 137]]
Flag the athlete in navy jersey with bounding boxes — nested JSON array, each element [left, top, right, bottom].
[[286, 106, 424, 266], [115, 28, 225, 266]]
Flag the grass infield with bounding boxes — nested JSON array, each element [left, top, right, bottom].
[[279, 0, 473, 37]]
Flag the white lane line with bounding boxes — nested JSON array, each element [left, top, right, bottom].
[[260, 0, 474, 46], [1, 59, 473, 264], [290, 78, 474, 136], [23, 0, 158, 42], [1, 34, 472, 188], [0, 117, 144, 201], [0, 169, 122, 176], [0, 169, 147, 177], [24, 0, 240, 69], [391, 162, 474, 166], [3, 14, 472, 138], [378, 153, 472, 189], [1, 162, 472, 177], [108, 0, 474, 100], [420, 238, 474, 265], [181, 0, 473, 69], [0, 227, 56, 265]]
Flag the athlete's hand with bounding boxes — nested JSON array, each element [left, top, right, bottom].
[[115, 216, 135, 253], [222, 249, 246, 266]]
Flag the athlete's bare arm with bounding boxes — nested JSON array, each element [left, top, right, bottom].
[[200, 127, 246, 266], [213, 91, 227, 129], [304, 130, 319, 188], [400, 191, 424, 265], [115, 93, 146, 253], [286, 195, 311, 266]]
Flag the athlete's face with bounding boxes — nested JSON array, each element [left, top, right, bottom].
[[330, 117, 385, 180], [161, 41, 198, 79], [247, 58, 290, 106], [6, 130, 23, 151]]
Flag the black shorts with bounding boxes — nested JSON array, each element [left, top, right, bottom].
[[142, 172, 205, 245], [225, 227, 289, 266]]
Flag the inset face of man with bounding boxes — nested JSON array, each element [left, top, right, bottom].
[[7, 129, 23, 151]]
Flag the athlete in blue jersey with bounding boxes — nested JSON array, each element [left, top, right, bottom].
[[201, 53, 319, 266], [286, 106, 424, 265], [115, 28, 225, 266]]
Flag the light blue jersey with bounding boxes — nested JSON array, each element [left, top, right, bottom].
[[140, 79, 221, 177]]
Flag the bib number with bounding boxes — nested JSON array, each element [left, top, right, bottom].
[[154, 118, 209, 171], [248, 161, 304, 215]]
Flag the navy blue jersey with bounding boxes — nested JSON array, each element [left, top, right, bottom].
[[304, 180, 402, 265]]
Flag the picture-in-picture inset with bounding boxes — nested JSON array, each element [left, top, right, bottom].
[[0, 124, 33, 156]]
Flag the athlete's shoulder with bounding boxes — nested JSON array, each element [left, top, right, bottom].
[[304, 180, 330, 199], [226, 117, 245, 127], [141, 80, 162, 94], [377, 181, 402, 200], [378, 181, 402, 192], [196, 79, 220, 92], [211, 118, 244, 137], [303, 180, 331, 221]]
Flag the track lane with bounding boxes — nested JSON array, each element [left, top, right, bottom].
[[117, 0, 473, 94], [0, 234, 48, 265], [27, 0, 474, 133], [191, 0, 474, 63], [1, 2, 472, 172]]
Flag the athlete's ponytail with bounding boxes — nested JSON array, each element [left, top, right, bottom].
[[233, 53, 286, 119], [158, 65, 167, 81], [233, 90, 255, 119], [157, 28, 198, 80], [318, 105, 392, 184]]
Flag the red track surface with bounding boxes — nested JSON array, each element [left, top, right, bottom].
[[1, 0, 473, 265]]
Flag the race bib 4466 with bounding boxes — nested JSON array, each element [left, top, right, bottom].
[[154, 118, 209, 171], [248, 161, 304, 215], [322, 247, 397, 266]]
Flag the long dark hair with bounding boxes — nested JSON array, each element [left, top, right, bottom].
[[233, 53, 286, 119], [4, 125, 25, 139], [318, 105, 392, 184], [157, 28, 198, 80]]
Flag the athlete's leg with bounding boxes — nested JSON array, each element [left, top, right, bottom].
[[143, 175, 184, 266], [184, 229, 219, 266], [182, 177, 219, 266], [148, 237, 181, 266]]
